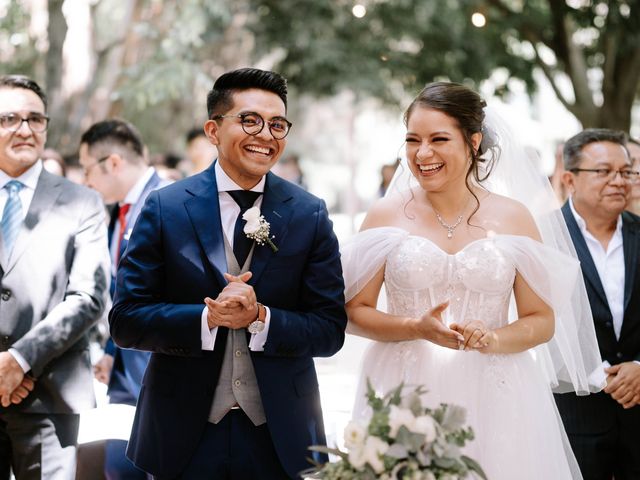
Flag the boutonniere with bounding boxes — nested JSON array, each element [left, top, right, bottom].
[[242, 206, 279, 253]]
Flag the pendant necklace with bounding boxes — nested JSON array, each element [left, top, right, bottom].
[[433, 209, 463, 239]]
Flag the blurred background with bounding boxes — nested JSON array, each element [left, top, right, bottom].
[[2, 0, 639, 458], [1, 0, 639, 235]]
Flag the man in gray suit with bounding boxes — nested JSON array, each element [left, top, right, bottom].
[[0, 75, 110, 479]]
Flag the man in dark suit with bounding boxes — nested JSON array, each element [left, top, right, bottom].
[[79, 119, 171, 479], [555, 128, 640, 480], [110, 68, 347, 479], [0, 75, 110, 479]]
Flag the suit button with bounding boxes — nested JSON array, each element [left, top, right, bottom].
[[616, 352, 623, 359], [1, 336, 9, 345], [234, 379, 241, 387], [235, 350, 242, 357], [605, 321, 613, 328], [1, 289, 11, 301]]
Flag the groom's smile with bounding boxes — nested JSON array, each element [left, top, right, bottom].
[[205, 88, 287, 190]]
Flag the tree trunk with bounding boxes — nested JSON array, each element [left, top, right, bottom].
[[45, 0, 67, 150]]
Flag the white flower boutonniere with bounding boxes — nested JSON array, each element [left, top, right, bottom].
[[242, 206, 279, 253]]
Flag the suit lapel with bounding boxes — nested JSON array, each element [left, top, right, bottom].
[[120, 171, 163, 257], [247, 173, 293, 286], [184, 166, 227, 289], [561, 202, 609, 306], [622, 211, 639, 311], [4, 170, 62, 274]]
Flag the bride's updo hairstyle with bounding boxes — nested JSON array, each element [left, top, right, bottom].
[[403, 81, 500, 219]]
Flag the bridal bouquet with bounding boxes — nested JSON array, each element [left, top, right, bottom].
[[305, 381, 487, 480]]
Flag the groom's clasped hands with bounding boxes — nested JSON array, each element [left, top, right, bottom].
[[204, 271, 258, 329]]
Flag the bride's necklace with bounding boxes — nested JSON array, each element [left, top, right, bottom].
[[433, 209, 463, 239]]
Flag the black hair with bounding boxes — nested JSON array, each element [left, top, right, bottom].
[[0, 75, 48, 111], [563, 128, 627, 170], [186, 127, 206, 144], [206, 68, 288, 119], [80, 119, 145, 159]]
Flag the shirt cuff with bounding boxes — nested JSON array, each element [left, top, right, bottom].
[[248, 306, 271, 352], [8, 348, 31, 373], [201, 306, 218, 351]]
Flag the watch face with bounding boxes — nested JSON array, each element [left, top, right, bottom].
[[248, 320, 265, 334]]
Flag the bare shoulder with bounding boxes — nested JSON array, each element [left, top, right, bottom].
[[481, 192, 541, 241], [360, 192, 409, 231]]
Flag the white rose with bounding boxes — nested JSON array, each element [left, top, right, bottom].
[[348, 445, 367, 471], [242, 206, 261, 223], [343, 421, 367, 449], [421, 472, 437, 480], [413, 415, 437, 443], [243, 217, 261, 234], [388, 405, 415, 437], [361, 435, 389, 474]]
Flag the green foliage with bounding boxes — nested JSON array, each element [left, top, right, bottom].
[[0, 1, 39, 77], [248, 0, 536, 103]]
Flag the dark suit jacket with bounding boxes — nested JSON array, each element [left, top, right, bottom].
[[555, 202, 640, 433], [0, 169, 110, 414], [109, 164, 347, 478], [105, 170, 170, 405]]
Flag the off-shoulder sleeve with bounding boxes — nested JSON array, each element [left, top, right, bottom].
[[340, 227, 409, 302], [496, 235, 605, 395]]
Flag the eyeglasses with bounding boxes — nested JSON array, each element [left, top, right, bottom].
[[0, 112, 49, 133], [569, 167, 640, 182], [212, 112, 292, 140], [83, 156, 110, 177]]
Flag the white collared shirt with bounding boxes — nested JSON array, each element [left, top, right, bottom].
[[110, 167, 157, 270], [569, 197, 625, 339], [200, 162, 270, 352], [0, 160, 43, 222]]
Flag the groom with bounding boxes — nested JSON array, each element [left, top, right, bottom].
[[109, 68, 347, 479]]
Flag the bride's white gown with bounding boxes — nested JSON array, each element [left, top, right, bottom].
[[350, 229, 584, 480]]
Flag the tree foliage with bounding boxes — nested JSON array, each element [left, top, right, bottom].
[[0, 0, 637, 157], [249, 0, 640, 131]]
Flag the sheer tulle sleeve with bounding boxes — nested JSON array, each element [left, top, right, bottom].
[[496, 235, 605, 395], [341, 227, 410, 302]]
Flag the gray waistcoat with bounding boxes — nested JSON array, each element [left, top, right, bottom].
[[208, 237, 266, 426]]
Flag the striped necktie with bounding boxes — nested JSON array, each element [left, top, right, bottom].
[[1, 180, 24, 259]]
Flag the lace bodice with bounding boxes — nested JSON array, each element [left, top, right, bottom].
[[384, 236, 516, 330]]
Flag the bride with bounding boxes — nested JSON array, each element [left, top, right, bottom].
[[342, 82, 604, 479]]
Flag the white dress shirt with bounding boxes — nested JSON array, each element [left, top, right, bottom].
[[200, 162, 271, 352], [109, 166, 156, 273], [0, 160, 42, 222], [0, 160, 43, 373], [569, 198, 625, 339]]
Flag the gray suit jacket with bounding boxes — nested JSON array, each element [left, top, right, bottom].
[[0, 169, 111, 414]]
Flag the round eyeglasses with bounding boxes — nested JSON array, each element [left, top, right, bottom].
[[0, 112, 49, 133], [212, 112, 292, 140]]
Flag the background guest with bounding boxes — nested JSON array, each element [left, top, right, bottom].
[[556, 128, 640, 480], [0, 74, 110, 479], [78, 118, 171, 480]]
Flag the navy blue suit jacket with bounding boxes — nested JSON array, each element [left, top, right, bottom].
[[109, 165, 347, 478], [555, 202, 640, 434], [106, 170, 169, 405]]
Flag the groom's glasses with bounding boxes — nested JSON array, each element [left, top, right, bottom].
[[212, 112, 292, 140]]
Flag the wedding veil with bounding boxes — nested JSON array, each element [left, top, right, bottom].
[[343, 105, 604, 395]]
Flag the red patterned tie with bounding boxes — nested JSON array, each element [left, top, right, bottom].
[[116, 203, 131, 263]]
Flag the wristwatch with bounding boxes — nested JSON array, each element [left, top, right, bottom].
[[247, 303, 266, 334]]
